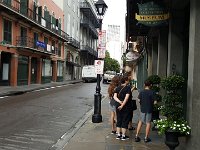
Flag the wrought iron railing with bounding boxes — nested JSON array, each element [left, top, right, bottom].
[[80, 18, 98, 37], [68, 37, 80, 49], [0, 0, 69, 41], [16, 36, 60, 55], [80, 44, 98, 56]]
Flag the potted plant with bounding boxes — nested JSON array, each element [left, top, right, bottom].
[[155, 75, 191, 150], [146, 75, 162, 130]]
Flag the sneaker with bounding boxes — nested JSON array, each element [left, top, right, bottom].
[[144, 137, 151, 143], [121, 135, 129, 141], [111, 131, 116, 134], [135, 136, 141, 142], [116, 135, 122, 140]]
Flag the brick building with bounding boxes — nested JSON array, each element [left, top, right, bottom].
[[0, 0, 67, 86]]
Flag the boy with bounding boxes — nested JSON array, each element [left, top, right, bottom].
[[135, 80, 156, 143]]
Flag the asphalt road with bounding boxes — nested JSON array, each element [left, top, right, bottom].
[[0, 82, 109, 150]]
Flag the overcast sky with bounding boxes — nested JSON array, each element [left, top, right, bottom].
[[102, 0, 126, 42]]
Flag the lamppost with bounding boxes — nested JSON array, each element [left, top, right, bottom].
[[92, 0, 108, 123]]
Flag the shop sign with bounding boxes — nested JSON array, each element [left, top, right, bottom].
[[126, 51, 140, 62], [36, 41, 46, 48], [135, 1, 169, 27]]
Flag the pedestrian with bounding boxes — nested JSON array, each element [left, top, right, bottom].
[[113, 75, 132, 141], [135, 80, 156, 143], [107, 75, 121, 134], [128, 85, 138, 130]]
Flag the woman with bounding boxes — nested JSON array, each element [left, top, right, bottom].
[[107, 75, 121, 134], [113, 75, 132, 140]]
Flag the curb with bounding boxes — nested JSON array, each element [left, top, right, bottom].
[[0, 80, 83, 97], [50, 95, 107, 150]]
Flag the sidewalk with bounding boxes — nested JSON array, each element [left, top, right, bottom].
[[0, 80, 83, 97], [63, 97, 168, 150]]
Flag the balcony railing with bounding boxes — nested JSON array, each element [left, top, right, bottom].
[[0, 0, 69, 41], [67, 37, 80, 49], [80, 2, 98, 26], [80, 44, 97, 57], [80, 18, 98, 38], [16, 36, 61, 56]]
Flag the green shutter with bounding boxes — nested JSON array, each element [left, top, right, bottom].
[[20, 0, 28, 16], [38, 6, 42, 24], [4, 0, 11, 5]]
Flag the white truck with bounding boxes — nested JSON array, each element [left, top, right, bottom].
[[82, 65, 97, 82], [103, 71, 117, 83]]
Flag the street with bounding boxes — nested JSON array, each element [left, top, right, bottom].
[[0, 82, 109, 150]]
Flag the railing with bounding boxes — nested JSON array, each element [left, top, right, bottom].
[[80, 18, 98, 37], [16, 36, 60, 55], [68, 37, 80, 49], [80, 44, 97, 56], [0, 0, 69, 41], [80, 1, 98, 24]]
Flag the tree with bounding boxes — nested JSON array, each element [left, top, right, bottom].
[[104, 51, 120, 72]]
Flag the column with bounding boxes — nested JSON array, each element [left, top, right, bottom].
[[28, 56, 31, 85], [186, 0, 200, 149], [37, 58, 42, 84], [157, 29, 168, 78], [167, 12, 185, 75], [152, 38, 158, 75], [52, 60, 57, 82], [10, 54, 18, 86]]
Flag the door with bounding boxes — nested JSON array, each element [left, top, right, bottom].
[[17, 56, 28, 85], [31, 58, 37, 84], [0, 52, 11, 86]]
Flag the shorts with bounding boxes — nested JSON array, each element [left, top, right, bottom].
[[109, 102, 116, 112], [140, 112, 152, 124]]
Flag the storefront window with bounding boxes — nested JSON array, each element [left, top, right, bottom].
[[57, 61, 63, 76], [42, 59, 51, 76]]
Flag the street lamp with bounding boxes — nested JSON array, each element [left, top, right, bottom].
[[92, 0, 108, 123]]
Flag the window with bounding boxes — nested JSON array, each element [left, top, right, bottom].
[[58, 43, 61, 57], [44, 37, 48, 51], [34, 32, 39, 48], [3, 19, 12, 44], [52, 40, 55, 53], [57, 61, 63, 76], [42, 59, 51, 76]]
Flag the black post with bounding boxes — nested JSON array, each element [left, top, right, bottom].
[[92, 19, 103, 123]]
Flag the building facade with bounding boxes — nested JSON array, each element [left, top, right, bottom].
[[126, 0, 200, 149], [0, 0, 66, 86], [79, 0, 99, 66]]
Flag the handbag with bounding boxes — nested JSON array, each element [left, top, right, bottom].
[[131, 99, 137, 110], [110, 97, 116, 106]]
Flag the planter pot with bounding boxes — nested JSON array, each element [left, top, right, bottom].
[[165, 131, 180, 150]]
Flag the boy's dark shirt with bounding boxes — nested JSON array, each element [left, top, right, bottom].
[[138, 89, 155, 113]]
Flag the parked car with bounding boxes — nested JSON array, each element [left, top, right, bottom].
[[103, 71, 116, 83], [82, 65, 97, 82]]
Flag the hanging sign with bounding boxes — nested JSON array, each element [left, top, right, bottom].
[[135, 1, 169, 27], [98, 47, 106, 59], [94, 60, 104, 74]]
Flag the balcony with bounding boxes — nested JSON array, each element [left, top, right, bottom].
[[80, 1, 99, 27], [0, 0, 69, 42], [16, 36, 60, 56], [67, 37, 80, 49], [80, 45, 97, 57], [80, 18, 98, 39]]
